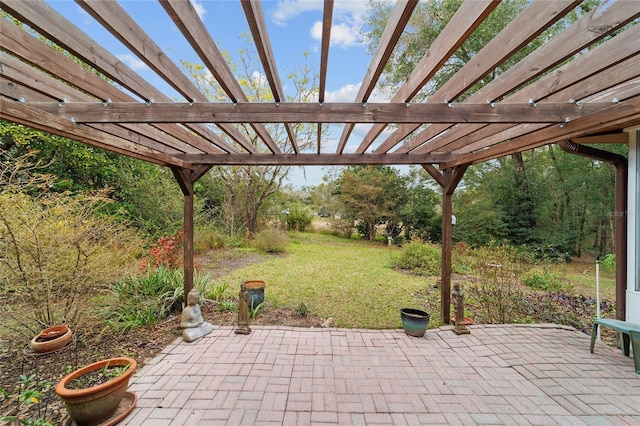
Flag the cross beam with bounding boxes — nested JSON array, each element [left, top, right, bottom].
[[25, 101, 611, 124]]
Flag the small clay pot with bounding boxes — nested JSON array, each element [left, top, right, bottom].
[[30, 328, 73, 353], [39, 325, 69, 341], [450, 316, 474, 326]]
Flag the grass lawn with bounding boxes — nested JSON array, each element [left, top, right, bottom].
[[213, 232, 433, 329]]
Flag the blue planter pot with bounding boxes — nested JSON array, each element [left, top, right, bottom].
[[400, 308, 430, 337], [244, 280, 266, 309]]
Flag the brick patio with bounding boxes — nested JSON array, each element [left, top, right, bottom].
[[121, 324, 640, 425]]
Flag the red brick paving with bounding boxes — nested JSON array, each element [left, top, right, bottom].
[[121, 324, 640, 425]]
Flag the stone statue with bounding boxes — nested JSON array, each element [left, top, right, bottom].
[[235, 282, 251, 335], [452, 283, 470, 335], [180, 288, 213, 342]]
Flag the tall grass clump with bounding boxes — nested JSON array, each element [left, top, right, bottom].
[[389, 240, 441, 276], [253, 228, 288, 253], [106, 267, 214, 334]]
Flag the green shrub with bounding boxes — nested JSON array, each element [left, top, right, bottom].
[[389, 240, 441, 276], [330, 219, 354, 238], [0, 190, 143, 332], [285, 204, 313, 231], [194, 226, 236, 254], [217, 299, 237, 312], [467, 244, 525, 324], [521, 269, 566, 292], [253, 228, 288, 253], [600, 253, 615, 273]]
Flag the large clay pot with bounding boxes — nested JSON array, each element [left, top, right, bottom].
[[244, 280, 266, 309], [55, 357, 137, 426], [30, 327, 73, 353], [400, 308, 430, 337]]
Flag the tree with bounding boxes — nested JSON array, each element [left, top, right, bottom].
[[334, 165, 407, 241], [0, 120, 184, 236], [399, 167, 440, 241], [364, 0, 607, 255], [181, 43, 319, 236]]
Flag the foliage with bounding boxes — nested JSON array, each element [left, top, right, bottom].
[[329, 218, 354, 239], [208, 282, 229, 302], [66, 363, 130, 390], [0, 374, 54, 426], [217, 299, 237, 312], [0, 122, 183, 237], [333, 165, 407, 241], [466, 244, 526, 324], [521, 269, 567, 292], [0, 188, 142, 331], [106, 267, 213, 334], [389, 240, 441, 276], [399, 167, 440, 242], [295, 302, 309, 318], [284, 204, 313, 231], [252, 228, 288, 253], [249, 301, 264, 319], [140, 231, 184, 270], [600, 253, 615, 273]]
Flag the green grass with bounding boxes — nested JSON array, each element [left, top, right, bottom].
[[213, 232, 432, 328]]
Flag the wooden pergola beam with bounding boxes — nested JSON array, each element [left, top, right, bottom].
[[0, 2, 236, 155], [177, 153, 452, 166], [159, 0, 280, 154], [336, 0, 418, 153], [354, 0, 500, 154], [0, 97, 190, 168], [399, 0, 640, 155], [241, 0, 298, 153], [443, 96, 640, 168], [27, 101, 610, 124], [368, 0, 582, 154]]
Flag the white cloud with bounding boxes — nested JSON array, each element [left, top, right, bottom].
[[324, 83, 390, 103], [310, 22, 359, 48], [252, 70, 267, 86], [116, 54, 148, 71], [189, 0, 207, 20], [273, 0, 367, 47], [272, 0, 324, 26]]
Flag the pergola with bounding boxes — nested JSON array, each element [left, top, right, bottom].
[[1, 0, 639, 324]]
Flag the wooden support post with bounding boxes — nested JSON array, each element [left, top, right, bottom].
[[172, 165, 213, 299], [423, 164, 468, 324]]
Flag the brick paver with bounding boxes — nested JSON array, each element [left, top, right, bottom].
[[120, 324, 640, 425]]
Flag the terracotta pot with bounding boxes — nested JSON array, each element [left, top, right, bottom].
[[55, 357, 137, 426], [30, 328, 73, 353], [400, 308, 430, 337], [39, 325, 69, 341], [244, 280, 266, 309], [450, 316, 474, 326]]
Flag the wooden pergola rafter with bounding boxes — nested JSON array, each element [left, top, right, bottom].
[[1, 0, 638, 323]]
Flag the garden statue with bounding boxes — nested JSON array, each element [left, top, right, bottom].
[[452, 283, 470, 335], [180, 288, 213, 342], [235, 282, 251, 335]]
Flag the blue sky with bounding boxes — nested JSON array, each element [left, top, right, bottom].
[[44, 0, 396, 187]]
